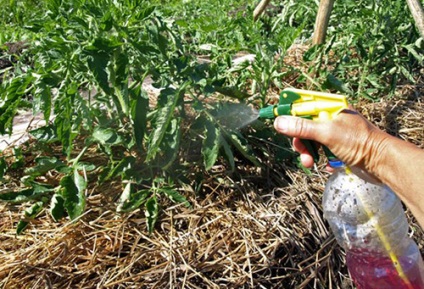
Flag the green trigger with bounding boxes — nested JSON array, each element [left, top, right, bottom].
[[279, 90, 301, 105]]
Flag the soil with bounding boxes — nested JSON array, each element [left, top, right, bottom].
[[0, 41, 28, 70]]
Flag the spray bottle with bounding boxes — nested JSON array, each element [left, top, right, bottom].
[[259, 88, 424, 288]]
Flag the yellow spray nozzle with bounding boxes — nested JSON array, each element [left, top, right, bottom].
[[258, 88, 348, 120], [258, 88, 349, 164], [280, 88, 349, 121]]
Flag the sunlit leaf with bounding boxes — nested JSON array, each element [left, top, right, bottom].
[[33, 78, 52, 121], [92, 127, 123, 146], [0, 183, 54, 203], [0, 75, 33, 134], [104, 156, 136, 181], [161, 188, 190, 208], [147, 87, 183, 161], [60, 171, 86, 220], [74, 162, 96, 172], [55, 109, 74, 157], [73, 167, 87, 195], [24, 156, 65, 176], [117, 183, 151, 212], [30, 125, 58, 143]]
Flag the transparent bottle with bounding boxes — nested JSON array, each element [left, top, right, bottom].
[[323, 164, 424, 289]]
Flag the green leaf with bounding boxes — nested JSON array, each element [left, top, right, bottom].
[[0, 188, 39, 203], [16, 220, 29, 235], [33, 78, 52, 121], [303, 44, 323, 61], [117, 183, 151, 212], [24, 200, 45, 218], [399, 66, 415, 82], [103, 156, 136, 181], [30, 125, 58, 143], [114, 85, 130, 116], [226, 131, 260, 166], [117, 182, 132, 212], [148, 22, 168, 56], [113, 51, 129, 86], [213, 86, 250, 100], [132, 89, 148, 151], [324, 74, 353, 94], [100, 11, 113, 31], [145, 196, 159, 234], [10, 147, 24, 169], [73, 167, 87, 195], [403, 43, 424, 62], [147, 87, 183, 161], [161, 188, 190, 208], [74, 162, 96, 172], [86, 51, 111, 95], [138, 5, 156, 20], [28, 181, 56, 194], [161, 117, 182, 169], [0, 183, 54, 203], [202, 120, 221, 170], [60, 171, 86, 220], [17, 201, 44, 235], [24, 156, 65, 176], [92, 127, 123, 146], [66, 82, 79, 95], [175, 19, 188, 28], [50, 194, 65, 221], [86, 37, 123, 52], [0, 75, 33, 134], [55, 110, 74, 157], [46, 0, 62, 15], [220, 136, 235, 171]]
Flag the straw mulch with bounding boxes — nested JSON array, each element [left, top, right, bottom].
[[0, 64, 423, 288]]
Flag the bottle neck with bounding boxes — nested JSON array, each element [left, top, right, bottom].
[[331, 162, 382, 185], [347, 166, 382, 185]]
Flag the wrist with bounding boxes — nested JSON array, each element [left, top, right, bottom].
[[363, 130, 392, 180]]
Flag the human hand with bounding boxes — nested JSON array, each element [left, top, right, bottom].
[[273, 109, 390, 172]]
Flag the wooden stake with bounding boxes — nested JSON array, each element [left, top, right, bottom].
[[312, 0, 335, 45], [406, 0, 424, 39], [253, 0, 271, 21]]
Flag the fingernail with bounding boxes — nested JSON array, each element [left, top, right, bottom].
[[275, 116, 289, 132]]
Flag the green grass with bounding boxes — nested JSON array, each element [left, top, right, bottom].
[[0, 0, 422, 234]]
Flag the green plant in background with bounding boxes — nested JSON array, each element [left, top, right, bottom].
[[0, 0, 422, 234], [304, 0, 423, 100], [0, 0, 291, 234]]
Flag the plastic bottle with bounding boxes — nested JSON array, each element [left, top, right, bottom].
[[322, 164, 424, 289]]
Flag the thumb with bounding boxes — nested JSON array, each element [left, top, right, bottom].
[[274, 116, 325, 141]]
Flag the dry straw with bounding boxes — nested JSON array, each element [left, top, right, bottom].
[[0, 52, 423, 289]]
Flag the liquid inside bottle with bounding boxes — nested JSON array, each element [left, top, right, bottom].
[[323, 165, 424, 289], [346, 245, 424, 289]]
